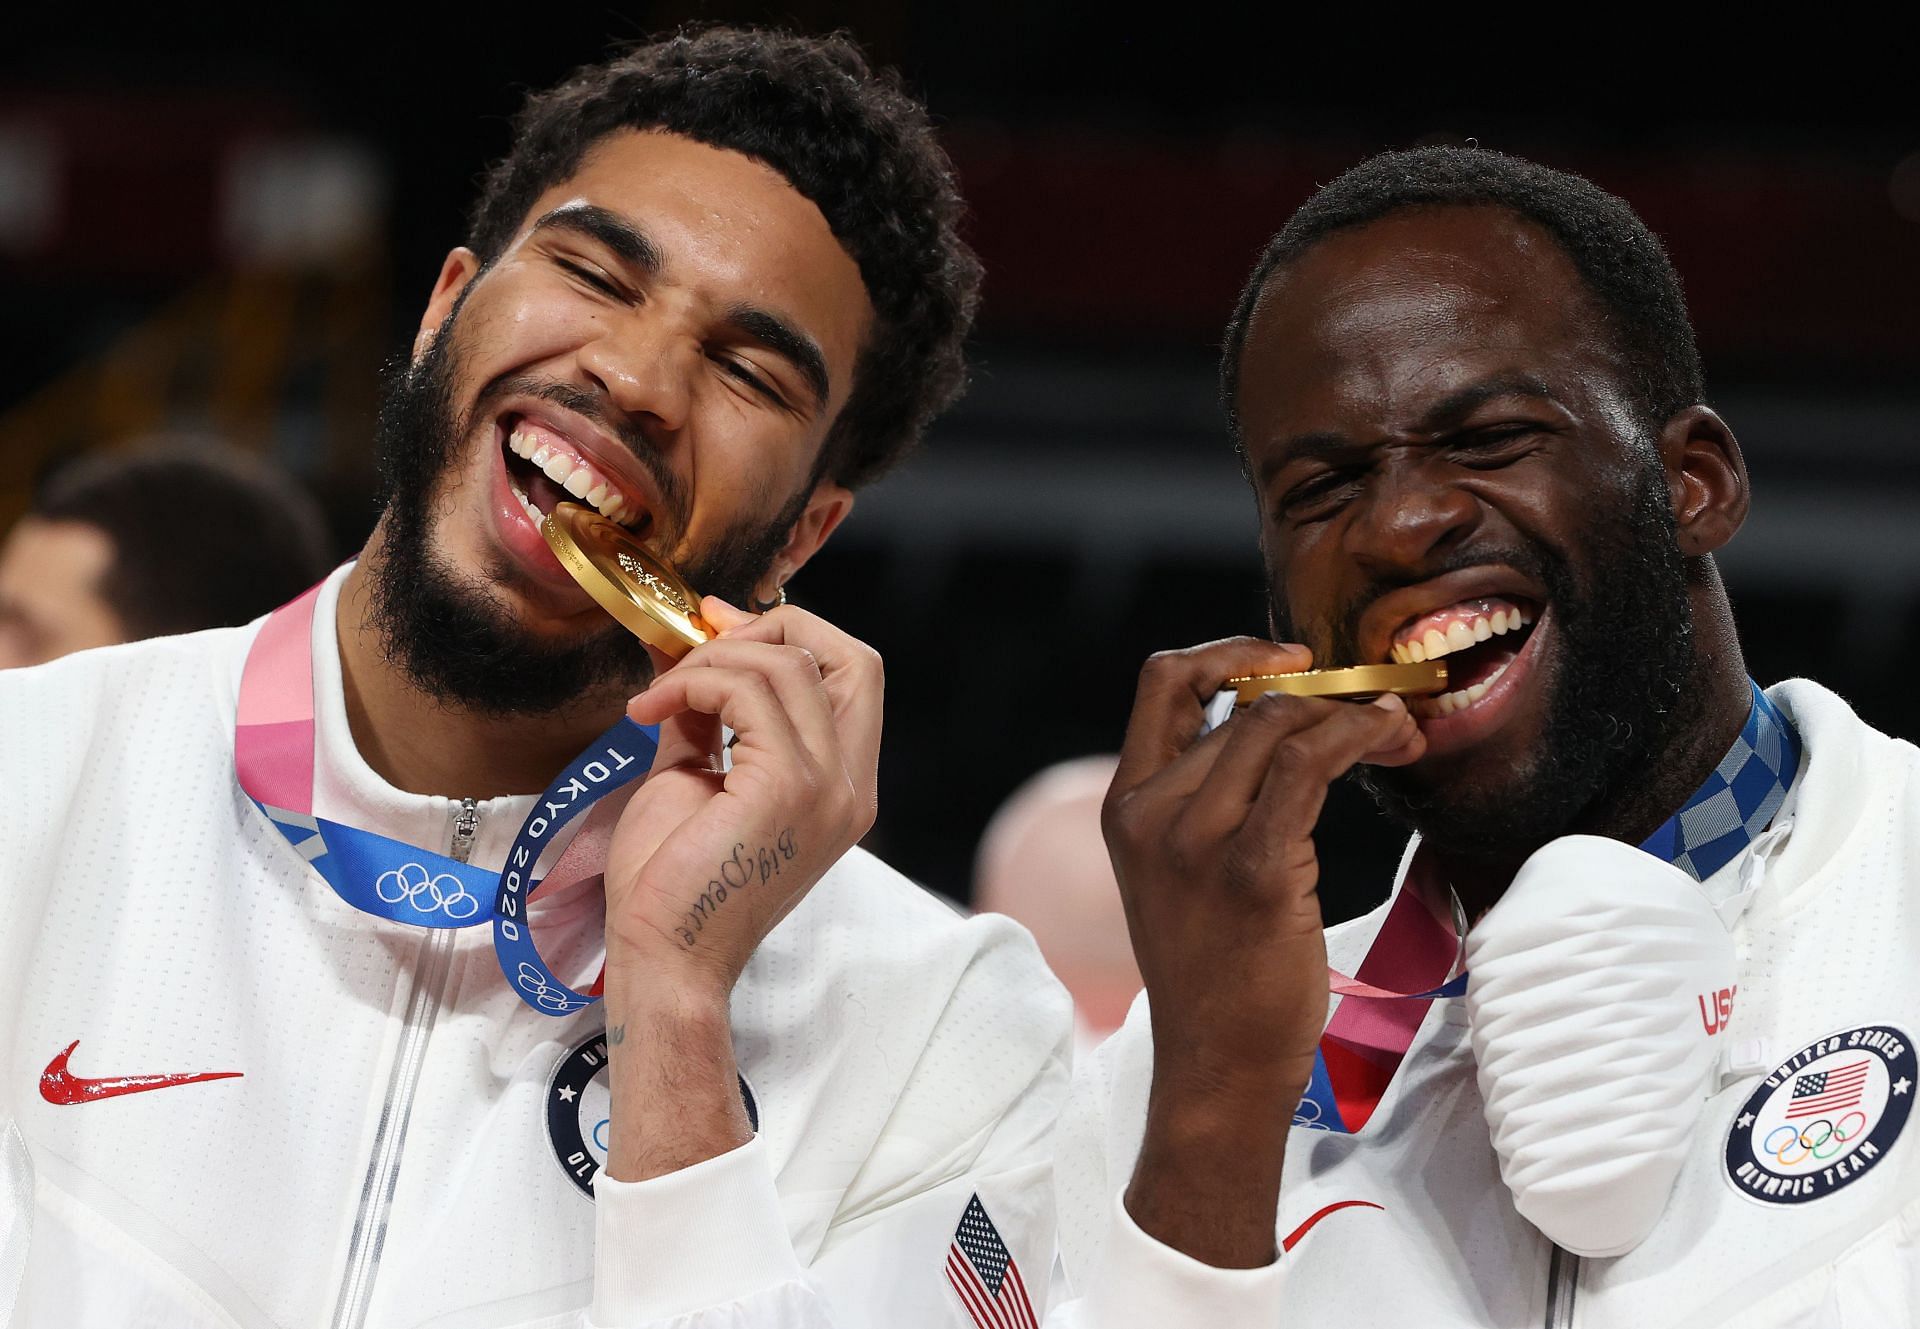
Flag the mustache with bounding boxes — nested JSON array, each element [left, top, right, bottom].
[[476, 373, 691, 537], [1277, 542, 1567, 661]]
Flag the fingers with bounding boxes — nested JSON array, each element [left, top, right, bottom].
[[634, 637, 838, 760], [1113, 639, 1313, 796], [700, 596, 884, 715], [1239, 695, 1421, 848], [694, 596, 884, 793], [627, 665, 806, 765], [628, 597, 884, 825]]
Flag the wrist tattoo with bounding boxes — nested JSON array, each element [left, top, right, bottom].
[[607, 1023, 627, 1046], [675, 829, 799, 947]]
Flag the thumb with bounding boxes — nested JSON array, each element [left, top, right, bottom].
[[701, 595, 758, 633]]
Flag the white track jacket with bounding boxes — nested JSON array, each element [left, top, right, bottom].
[[1049, 681, 1920, 1327], [0, 568, 1074, 1328]]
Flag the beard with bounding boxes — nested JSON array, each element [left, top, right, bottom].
[[365, 304, 812, 717], [1278, 462, 1699, 859]]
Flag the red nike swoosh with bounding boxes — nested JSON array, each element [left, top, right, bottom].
[[39, 1040, 242, 1106], [1282, 1199, 1384, 1252]]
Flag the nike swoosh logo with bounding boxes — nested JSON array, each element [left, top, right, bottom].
[[39, 1040, 242, 1106], [1282, 1199, 1384, 1252]]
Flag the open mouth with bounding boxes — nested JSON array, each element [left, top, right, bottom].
[[1387, 596, 1539, 720], [499, 415, 652, 539]]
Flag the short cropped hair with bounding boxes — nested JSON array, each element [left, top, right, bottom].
[[467, 25, 982, 490], [34, 442, 333, 637], [1221, 146, 1704, 441]]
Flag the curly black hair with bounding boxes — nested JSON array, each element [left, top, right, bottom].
[[1221, 146, 1704, 444], [467, 25, 981, 490]]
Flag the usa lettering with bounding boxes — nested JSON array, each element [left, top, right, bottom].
[[1698, 984, 1737, 1035]]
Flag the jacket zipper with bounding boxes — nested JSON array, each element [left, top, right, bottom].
[[1544, 1244, 1579, 1328], [329, 798, 476, 1329]]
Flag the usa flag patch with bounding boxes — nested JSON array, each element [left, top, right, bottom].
[[946, 1194, 1037, 1329]]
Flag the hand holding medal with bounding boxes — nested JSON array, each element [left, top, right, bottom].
[[1100, 638, 1430, 1266], [539, 501, 880, 999]]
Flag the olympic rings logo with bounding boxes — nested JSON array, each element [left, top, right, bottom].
[[1292, 1097, 1334, 1132], [375, 862, 480, 920], [1762, 1112, 1869, 1166], [515, 961, 580, 1012]]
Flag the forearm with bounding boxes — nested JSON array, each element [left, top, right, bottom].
[[602, 967, 754, 1183], [1122, 1065, 1302, 1269]]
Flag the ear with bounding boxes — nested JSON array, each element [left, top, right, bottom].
[[413, 248, 482, 359], [1657, 405, 1749, 557], [755, 481, 855, 605]]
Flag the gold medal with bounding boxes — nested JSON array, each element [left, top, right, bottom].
[[1227, 660, 1448, 704], [540, 502, 712, 659]]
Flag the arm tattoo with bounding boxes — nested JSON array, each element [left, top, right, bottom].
[[675, 828, 800, 947]]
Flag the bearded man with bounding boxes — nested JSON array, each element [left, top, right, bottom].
[[1047, 149, 1920, 1326], [0, 29, 1068, 1328]]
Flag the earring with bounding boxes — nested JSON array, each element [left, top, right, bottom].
[[749, 584, 788, 614]]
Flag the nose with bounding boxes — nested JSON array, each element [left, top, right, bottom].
[[576, 309, 696, 436], [1343, 454, 1480, 575]]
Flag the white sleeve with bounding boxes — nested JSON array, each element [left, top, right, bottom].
[[1042, 1192, 1286, 1329], [585, 916, 1071, 1328], [1042, 996, 1287, 1328]]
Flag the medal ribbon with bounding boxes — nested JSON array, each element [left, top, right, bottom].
[[1296, 678, 1800, 1134], [236, 582, 657, 1012]]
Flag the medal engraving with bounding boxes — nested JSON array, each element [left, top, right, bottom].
[[616, 552, 691, 613]]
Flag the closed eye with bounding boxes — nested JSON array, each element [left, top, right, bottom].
[[556, 258, 623, 298], [713, 353, 788, 409], [1448, 425, 1542, 467], [1278, 468, 1366, 520]]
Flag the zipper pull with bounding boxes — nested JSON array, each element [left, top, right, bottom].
[[449, 798, 481, 864]]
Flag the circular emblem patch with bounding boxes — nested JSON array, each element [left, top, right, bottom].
[[546, 1030, 760, 1198], [1725, 1024, 1914, 1205]]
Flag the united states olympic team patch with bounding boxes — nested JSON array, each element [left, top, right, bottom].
[[547, 1030, 759, 1198], [1724, 1024, 1914, 1205]]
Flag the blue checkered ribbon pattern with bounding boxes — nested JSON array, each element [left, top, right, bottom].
[[1640, 680, 1801, 882]]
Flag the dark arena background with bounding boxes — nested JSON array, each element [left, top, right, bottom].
[[4, 11, 1915, 922]]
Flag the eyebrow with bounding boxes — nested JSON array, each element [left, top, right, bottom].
[[530, 204, 831, 410], [725, 303, 831, 410], [1257, 372, 1565, 484], [529, 204, 663, 274]]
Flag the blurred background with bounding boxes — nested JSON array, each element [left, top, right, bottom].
[[4, 9, 1915, 942]]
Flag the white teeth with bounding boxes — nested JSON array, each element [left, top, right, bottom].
[[507, 423, 643, 529], [1392, 603, 1535, 663], [1467, 680, 1489, 703]]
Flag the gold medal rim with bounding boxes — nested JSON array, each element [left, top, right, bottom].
[[539, 502, 710, 658], [1227, 660, 1448, 703]]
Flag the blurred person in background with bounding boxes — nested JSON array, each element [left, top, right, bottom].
[[974, 755, 1140, 1053], [1050, 147, 1920, 1326], [0, 27, 1069, 1329], [0, 440, 333, 668]]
